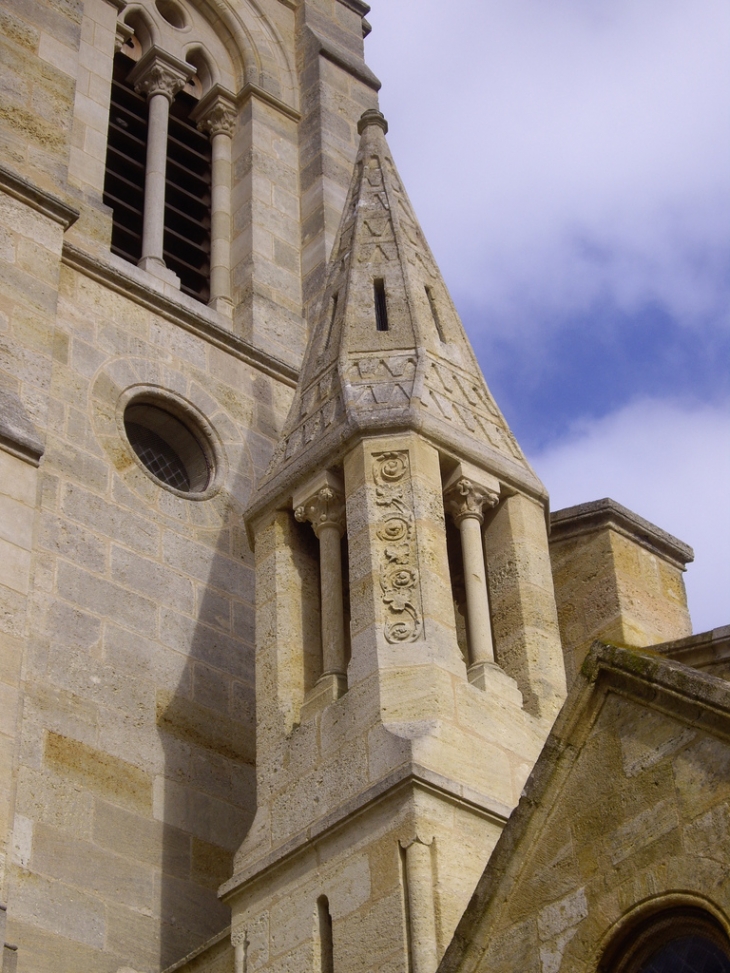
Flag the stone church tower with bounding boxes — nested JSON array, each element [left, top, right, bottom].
[[0, 1, 699, 971], [223, 106, 568, 972]]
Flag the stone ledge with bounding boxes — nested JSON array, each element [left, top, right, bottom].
[[336, 0, 371, 17], [0, 163, 79, 229], [550, 497, 694, 569], [652, 625, 730, 672], [220, 762, 512, 901], [61, 243, 299, 388], [161, 926, 231, 973], [239, 82, 301, 122], [306, 26, 381, 91], [0, 385, 44, 467]]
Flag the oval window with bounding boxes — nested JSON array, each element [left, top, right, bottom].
[[155, 0, 187, 29], [124, 402, 211, 494]]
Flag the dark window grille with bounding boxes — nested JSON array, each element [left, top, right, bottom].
[[124, 403, 211, 494], [165, 90, 211, 302], [103, 54, 212, 303], [104, 53, 147, 265], [126, 422, 191, 491]]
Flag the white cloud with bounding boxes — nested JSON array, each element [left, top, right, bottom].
[[530, 398, 730, 634], [366, 0, 730, 334]]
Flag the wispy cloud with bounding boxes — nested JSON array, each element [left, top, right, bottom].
[[367, 0, 730, 333], [531, 398, 730, 634], [366, 0, 730, 632]]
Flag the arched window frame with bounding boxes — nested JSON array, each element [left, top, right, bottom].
[[104, 0, 237, 307], [599, 905, 730, 973]]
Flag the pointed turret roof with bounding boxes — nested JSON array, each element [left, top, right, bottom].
[[248, 110, 545, 519]]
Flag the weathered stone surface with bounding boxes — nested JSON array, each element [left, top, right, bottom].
[[438, 645, 730, 973]]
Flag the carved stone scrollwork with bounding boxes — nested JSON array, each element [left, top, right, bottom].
[[294, 485, 345, 538], [372, 451, 423, 644], [443, 476, 499, 526]]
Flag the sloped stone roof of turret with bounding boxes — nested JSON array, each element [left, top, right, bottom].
[[247, 110, 545, 524]]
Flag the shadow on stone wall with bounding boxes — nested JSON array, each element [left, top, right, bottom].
[[154, 374, 281, 969]]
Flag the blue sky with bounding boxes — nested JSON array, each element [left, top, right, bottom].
[[365, 0, 730, 633]]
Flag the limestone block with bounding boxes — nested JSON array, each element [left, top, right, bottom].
[[485, 491, 566, 719], [549, 499, 693, 685]]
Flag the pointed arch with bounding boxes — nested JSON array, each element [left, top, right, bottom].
[[186, 0, 297, 105]]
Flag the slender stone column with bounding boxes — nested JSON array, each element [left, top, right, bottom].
[[401, 837, 437, 973], [294, 472, 347, 711], [129, 49, 192, 284], [443, 464, 523, 704], [195, 90, 236, 314], [444, 474, 499, 667]]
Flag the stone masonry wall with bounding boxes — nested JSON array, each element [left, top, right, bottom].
[[4, 262, 293, 973]]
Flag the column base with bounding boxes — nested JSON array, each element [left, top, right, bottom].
[[137, 256, 180, 288], [300, 672, 347, 723], [467, 661, 523, 707], [208, 296, 234, 318]]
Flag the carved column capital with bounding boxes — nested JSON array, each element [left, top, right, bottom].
[[295, 485, 345, 537], [444, 477, 499, 525], [129, 47, 193, 101], [194, 89, 237, 138], [293, 471, 346, 538], [443, 463, 500, 526]]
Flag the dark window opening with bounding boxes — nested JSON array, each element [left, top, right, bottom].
[[374, 278, 389, 332], [165, 90, 211, 302], [602, 908, 730, 973], [124, 402, 211, 494], [317, 896, 334, 973], [103, 53, 212, 303], [639, 937, 730, 973], [104, 52, 147, 266]]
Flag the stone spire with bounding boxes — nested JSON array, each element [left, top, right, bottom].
[[250, 109, 544, 518], [232, 112, 567, 973]]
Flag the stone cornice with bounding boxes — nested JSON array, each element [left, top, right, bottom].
[[305, 26, 381, 91], [652, 625, 730, 673], [61, 243, 298, 388], [550, 497, 694, 569], [0, 163, 79, 230], [238, 82, 301, 122], [0, 386, 44, 467], [335, 0, 371, 17], [220, 762, 512, 902]]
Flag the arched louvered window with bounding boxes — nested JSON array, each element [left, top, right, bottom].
[[103, 47, 212, 302]]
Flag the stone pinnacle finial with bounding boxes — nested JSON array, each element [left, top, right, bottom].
[[357, 108, 388, 135]]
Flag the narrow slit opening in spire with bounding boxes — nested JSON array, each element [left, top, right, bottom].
[[317, 896, 334, 973], [374, 278, 389, 332], [324, 292, 339, 351], [425, 285, 445, 342]]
